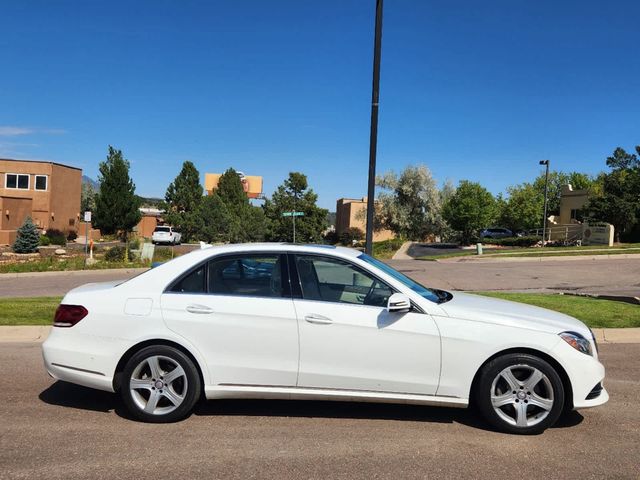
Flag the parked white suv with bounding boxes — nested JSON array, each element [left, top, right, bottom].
[[151, 226, 182, 245]]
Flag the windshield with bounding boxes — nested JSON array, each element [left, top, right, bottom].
[[154, 227, 170, 233], [358, 253, 449, 304]]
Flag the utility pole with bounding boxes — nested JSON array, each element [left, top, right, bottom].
[[540, 160, 550, 245], [365, 0, 384, 255]]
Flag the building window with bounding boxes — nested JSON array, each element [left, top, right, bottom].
[[5, 173, 30, 190], [35, 175, 48, 191]]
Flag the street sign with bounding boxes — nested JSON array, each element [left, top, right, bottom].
[[84, 211, 92, 222], [282, 211, 304, 217]]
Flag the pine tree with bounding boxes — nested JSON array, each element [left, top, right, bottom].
[[94, 146, 142, 238], [13, 217, 40, 253], [263, 172, 328, 243], [165, 161, 204, 242]]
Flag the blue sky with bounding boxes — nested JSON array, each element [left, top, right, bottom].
[[1, 0, 639, 209]]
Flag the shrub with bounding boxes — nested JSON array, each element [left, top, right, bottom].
[[128, 238, 141, 250], [482, 236, 541, 247], [13, 217, 41, 253], [45, 229, 67, 246], [104, 245, 126, 262], [67, 230, 78, 241], [39, 235, 51, 246], [339, 227, 365, 246]]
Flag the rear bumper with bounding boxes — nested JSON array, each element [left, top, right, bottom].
[[42, 328, 119, 393]]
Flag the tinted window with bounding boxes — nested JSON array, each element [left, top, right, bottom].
[[295, 255, 392, 307], [208, 254, 283, 298], [170, 265, 205, 293], [6, 174, 29, 189], [17, 174, 29, 189], [6, 174, 17, 188], [358, 254, 441, 303], [154, 227, 170, 233], [35, 175, 47, 191]]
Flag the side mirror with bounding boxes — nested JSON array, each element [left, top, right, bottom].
[[387, 293, 411, 313]]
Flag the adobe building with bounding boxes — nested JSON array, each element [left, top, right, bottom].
[[547, 184, 613, 246], [335, 197, 394, 242], [204, 172, 263, 199], [0, 158, 82, 245]]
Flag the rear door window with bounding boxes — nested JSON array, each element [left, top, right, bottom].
[[208, 254, 284, 298]]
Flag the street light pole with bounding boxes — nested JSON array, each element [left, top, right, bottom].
[[365, 0, 384, 255], [540, 160, 550, 245]]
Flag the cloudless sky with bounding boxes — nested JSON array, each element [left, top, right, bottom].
[[1, 0, 639, 209]]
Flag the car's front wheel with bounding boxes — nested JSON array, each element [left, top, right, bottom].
[[475, 353, 564, 434], [121, 345, 201, 423]]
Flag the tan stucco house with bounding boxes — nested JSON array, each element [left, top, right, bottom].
[[0, 158, 82, 245]]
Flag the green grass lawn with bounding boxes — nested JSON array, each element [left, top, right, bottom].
[[372, 238, 405, 259], [476, 292, 640, 328], [0, 297, 63, 326], [0, 293, 636, 328]]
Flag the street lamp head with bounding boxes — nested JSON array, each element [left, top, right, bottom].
[[539, 160, 549, 165]]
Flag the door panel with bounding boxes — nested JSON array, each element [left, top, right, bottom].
[[160, 253, 298, 387], [292, 254, 440, 395], [294, 300, 441, 394], [161, 294, 299, 386]]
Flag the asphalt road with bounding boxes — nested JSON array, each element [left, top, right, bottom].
[[387, 257, 640, 298], [2, 256, 639, 298], [1, 343, 638, 479]]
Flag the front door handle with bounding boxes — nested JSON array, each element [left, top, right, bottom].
[[186, 304, 214, 314], [304, 314, 333, 325]]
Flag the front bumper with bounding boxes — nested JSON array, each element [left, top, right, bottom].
[[552, 340, 608, 409]]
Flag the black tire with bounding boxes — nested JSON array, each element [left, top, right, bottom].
[[120, 345, 201, 423], [475, 353, 564, 435]]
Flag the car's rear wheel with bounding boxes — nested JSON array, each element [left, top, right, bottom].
[[475, 353, 564, 434], [121, 345, 201, 423]]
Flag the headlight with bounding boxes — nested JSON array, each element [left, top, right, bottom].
[[559, 331, 593, 356]]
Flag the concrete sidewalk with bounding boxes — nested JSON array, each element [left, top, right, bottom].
[[3, 325, 639, 344]]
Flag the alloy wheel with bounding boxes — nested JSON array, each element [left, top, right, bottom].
[[129, 355, 188, 415], [490, 364, 554, 428]]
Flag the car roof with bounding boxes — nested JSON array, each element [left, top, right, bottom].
[[188, 242, 361, 259]]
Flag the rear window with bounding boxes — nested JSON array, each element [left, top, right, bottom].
[[154, 227, 170, 233]]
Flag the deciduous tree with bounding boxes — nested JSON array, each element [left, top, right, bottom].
[[374, 165, 445, 240], [443, 180, 497, 245]]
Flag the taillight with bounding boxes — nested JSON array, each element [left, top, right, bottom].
[[53, 305, 88, 327]]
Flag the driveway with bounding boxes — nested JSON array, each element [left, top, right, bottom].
[[1, 342, 638, 479]]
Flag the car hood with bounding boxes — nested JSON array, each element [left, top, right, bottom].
[[437, 292, 591, 337]]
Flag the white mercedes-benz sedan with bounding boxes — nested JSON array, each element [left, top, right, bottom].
[[42, 243, 607, 434]]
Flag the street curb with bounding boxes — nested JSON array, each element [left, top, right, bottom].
[[562, 292, 640, 306], [2, 325, 639, 344], [0, 267, 148, 279]]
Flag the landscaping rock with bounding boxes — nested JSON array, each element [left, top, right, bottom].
[[54, 249, 66, 255]]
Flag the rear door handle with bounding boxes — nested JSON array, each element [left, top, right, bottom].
[[186, 304, 214, 314], [304, 314, 333, 325]]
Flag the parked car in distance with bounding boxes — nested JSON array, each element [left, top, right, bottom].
[[42, 243, 607, 434], [480, 227, 514, 239], [152, 226, 182, 245]]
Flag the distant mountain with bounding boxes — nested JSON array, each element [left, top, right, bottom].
[[82, 175, 99, 190]]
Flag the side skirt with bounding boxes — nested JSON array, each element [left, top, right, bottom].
[[204, 384, 468, 408]]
